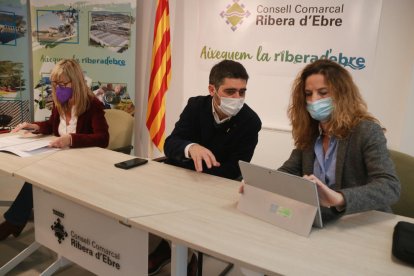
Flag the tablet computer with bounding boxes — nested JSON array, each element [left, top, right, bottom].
[[238, 161, 322, 236]]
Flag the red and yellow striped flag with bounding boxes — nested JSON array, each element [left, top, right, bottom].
[[146, 0, 171, 152]]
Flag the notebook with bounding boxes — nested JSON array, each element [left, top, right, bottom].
[[238, 160, 322, 237]]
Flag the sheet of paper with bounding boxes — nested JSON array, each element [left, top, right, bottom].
[[0, 135, 58, 157], [15, 139, 51, 151], [0, 135, 41, 148]]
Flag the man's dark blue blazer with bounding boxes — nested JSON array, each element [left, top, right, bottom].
[[164, 95, 261, 180]]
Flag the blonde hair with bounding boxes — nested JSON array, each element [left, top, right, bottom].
[[288, 59, 379, 150], [50, 59, 94, 116]]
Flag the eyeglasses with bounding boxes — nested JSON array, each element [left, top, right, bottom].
[[51, 81, 71, 87]]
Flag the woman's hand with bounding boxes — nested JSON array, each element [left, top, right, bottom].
[[11, 122, 40, 133], [49, 134, 72, 148], [303, 174, 345, 209]]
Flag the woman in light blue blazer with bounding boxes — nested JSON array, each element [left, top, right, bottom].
[[278, 59, 400, 218]]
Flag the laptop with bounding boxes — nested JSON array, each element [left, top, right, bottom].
[[238, 160, 323, 237]]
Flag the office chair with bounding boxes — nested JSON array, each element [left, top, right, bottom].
[[389, 149, 414, 218], [104, 109, 134, 154]]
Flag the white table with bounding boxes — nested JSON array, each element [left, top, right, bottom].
[[14, 147, 239, 219], [4, 146, 414, 275], [9, 147, 239, 275], [0, 133, 56, 176], [131, 205, 414, 275]]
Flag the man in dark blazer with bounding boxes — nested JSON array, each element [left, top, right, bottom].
[[148, 60, 261, 275], [164, 59, 262, 180]]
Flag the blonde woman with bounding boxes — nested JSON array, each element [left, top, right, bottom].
[[279, 59, 400, 218], [0, 59, 109, 240]]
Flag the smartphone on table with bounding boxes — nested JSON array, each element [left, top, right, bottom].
[[114, 157, 148, 169]]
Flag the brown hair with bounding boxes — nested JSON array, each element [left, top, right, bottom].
[[50, 59, 94, 116], [288, 59, 379, 149], [209, 60, 249, 90]]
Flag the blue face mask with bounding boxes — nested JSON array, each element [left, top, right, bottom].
[[306, 97, 333, 122]]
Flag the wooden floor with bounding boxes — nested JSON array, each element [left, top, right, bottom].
[[0, 174, 245, 276]]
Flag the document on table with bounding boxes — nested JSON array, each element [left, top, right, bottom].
[[0, 135, 58, 157]]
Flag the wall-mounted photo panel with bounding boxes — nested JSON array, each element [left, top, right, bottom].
[[0, 10, 27, 46], [34, 8, 79, 46], [89, 11, 133, 53], [92, 81, 135, 115], [33, 73, 52, 112], [30, 0, 136, 121], [0, 61, 25, 97], [0, 0, 31, 128]]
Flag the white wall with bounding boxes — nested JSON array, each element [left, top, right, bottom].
[[135, 0, 414, 166], [401, 64, 414, 156], [368, 0, 414, 154]]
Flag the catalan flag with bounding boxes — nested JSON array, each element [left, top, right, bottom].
[[146, 0, 171, 152]]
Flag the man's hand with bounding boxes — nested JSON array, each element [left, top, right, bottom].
[[303, 174, 345, 209], [49, 134, 72, 148], [188, 144, 220, 172]]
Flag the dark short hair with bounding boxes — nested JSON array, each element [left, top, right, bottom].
[[209, 60, 249, 89]]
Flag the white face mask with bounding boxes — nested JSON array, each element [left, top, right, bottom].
[[216, 93, 245, 117]]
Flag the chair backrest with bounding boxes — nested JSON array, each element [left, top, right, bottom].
[[104, 109, 134, 154], [389, 149, 414, 218]]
